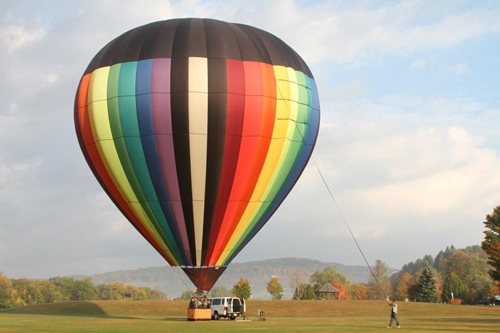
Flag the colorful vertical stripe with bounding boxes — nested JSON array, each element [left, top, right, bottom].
[[75, 18, 320, 273]]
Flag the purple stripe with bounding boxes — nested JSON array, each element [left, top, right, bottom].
[[151, 58, 192, 265]]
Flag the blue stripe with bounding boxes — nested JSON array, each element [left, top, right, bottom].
[[135, 60, 189, 265]]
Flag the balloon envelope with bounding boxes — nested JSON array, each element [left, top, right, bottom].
[[74, 18, 320, 291]]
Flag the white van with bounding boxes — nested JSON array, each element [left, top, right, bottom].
[[208, 297, 246, 320]]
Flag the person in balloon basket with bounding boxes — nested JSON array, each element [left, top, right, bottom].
[[189, 297, 196, 309], [386, 298, 400, 328]]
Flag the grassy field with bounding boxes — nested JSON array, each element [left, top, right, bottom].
[[1, 300, 499, 332]]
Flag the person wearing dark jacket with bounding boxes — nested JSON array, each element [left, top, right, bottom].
[[189, 297, 196, 309]]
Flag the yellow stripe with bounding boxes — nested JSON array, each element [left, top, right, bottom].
[[87, 67, 178, 265], [188, 57, 209, 266]]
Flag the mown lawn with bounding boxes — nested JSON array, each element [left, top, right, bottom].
[[1, 300, 499, 332]]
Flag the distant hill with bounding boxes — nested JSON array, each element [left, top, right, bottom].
[[88, 258, 389, 299]]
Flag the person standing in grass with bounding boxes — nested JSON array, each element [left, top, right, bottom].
[[386, 298, 400, 328]]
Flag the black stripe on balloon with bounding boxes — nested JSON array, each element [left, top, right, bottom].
[[205, 19, 241, 60], [171, 19, 196, 265], [84, 18, 313, 75], [171, 18, 190, 58], [84, 36, 122, 75], [228, 23, 266, 63], [187, 18, 207, 57], [201, 57, 227, 266], [249, 26, 312, 77], [122, 32, 147, 62], [137, 28, 161, 60], [149, 20, 178, 59], [236, 24, 272, 64]]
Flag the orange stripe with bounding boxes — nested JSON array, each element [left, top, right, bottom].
[[208, 62, 276, 265]]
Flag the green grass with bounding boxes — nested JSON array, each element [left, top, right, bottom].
[[1, 300, 499, 332]]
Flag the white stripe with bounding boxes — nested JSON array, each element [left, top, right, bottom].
[[188, 57, 208, 266]]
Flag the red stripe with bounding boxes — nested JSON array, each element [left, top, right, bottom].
[[204, 59, 246, 264], [75, 75, 175, 266], [207, 62, 277, 265]]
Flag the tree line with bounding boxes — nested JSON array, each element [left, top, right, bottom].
[[278, 244, 497, 303], [214, 243, 498, 303], [259, 205, 500, 303], [0, 275, 166, 308]]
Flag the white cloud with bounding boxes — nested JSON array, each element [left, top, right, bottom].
[[0, 160, 40, 184], [325, 81, 370, 103], [448, 62, 472, 75], [409, 59, 426, 69], [348, 127, 499, 216], [243, 1, 500, 65], [0, 22, 46, 52]]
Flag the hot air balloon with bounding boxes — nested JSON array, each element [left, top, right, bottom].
[[74, 18, 320, 293]]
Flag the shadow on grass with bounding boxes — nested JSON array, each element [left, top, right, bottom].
[[408, 317, 500, 332], [0, 301, 187, 322]]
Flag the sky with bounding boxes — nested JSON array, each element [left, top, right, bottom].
[[1, 0, 499, 279]]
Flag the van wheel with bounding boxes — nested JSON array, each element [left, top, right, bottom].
[[230, 316, 236, 321], [213, 312, 219, 320]]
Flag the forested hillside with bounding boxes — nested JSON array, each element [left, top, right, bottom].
[[90, 258, 377, 299]]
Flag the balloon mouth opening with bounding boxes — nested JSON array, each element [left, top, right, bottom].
[[181, 266, 227, 292]]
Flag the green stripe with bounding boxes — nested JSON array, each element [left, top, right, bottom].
[[105, 62, 182, 264]]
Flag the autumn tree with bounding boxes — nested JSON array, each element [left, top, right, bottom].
[[267, 277, 283, 300], [440, 250, 494, 302], [232, 277, 251, 300], [350, 284, 368, 300], [486, 282, 500, 297], [310, 266, 351, 299], [440, 252, 471, 282], [394, 272, 412, 301], [367, 260, 393, 300], [442, 273, 466, 303], [416, 265, 438, 303], [0, 273, 12, 308], [482, 205, 500, 281], [333, 281, 351, 300]]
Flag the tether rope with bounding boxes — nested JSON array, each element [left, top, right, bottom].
[[274, 79, 385, 296]]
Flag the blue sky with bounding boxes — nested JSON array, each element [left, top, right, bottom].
[[1, 0, 499, 279]]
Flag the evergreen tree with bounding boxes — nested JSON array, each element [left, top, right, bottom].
[[442, 272, 466, 303], [423, 254, 434, 267], [434, 251, 444, 270], [416, 265, 438, 303]]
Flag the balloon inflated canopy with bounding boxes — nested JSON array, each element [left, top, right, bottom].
[[75, 18, 320, 291]]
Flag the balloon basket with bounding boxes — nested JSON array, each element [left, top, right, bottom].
[[187, 308, 212, 321]]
